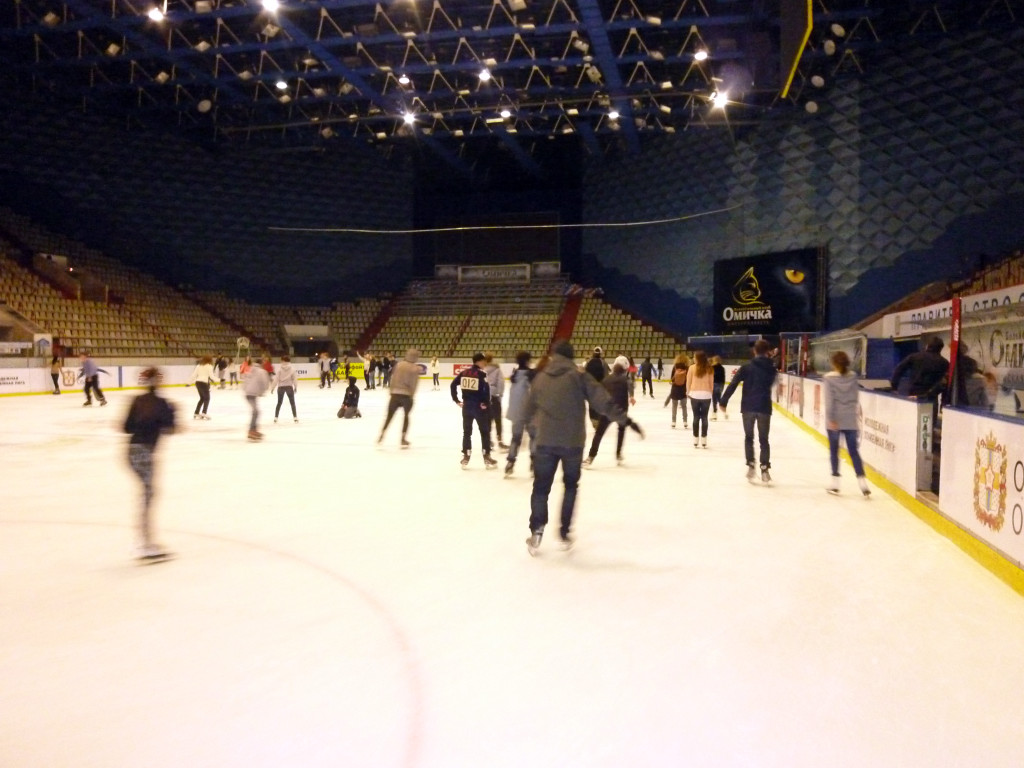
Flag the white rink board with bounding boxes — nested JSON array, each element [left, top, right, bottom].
[[940, 408, 1024, 567]]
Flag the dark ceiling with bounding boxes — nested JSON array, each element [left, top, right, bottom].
[[1, 0, 1019, 177]]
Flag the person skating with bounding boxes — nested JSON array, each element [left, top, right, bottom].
[[123, 367, 176, 563], [451, 353, 496, 469], [504, 351, 538, 477], [318, 352, 332, 389], [188, 355, 217, 420], [378, 348, 421, 447], [522, 340, 643, 555], [484, 353, 508, 450], [429, 356, 441, 390], [710, 355, 726, 419], [273, 355, 299, 422], [79, 351, 107, 406], [719, 339, 778, 484], [639, 356, 654, 397], [584, 362, 636, 467], [686, 350, 714, 448], [665, 354, 688, 428], [243, 356, 271, 440], [50, 355, 63, 395], [823, 350, 871, 497]]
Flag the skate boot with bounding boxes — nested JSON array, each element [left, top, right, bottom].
[[761, 466, 772, 484], [827, 476, 840, 495], [526, 530, 543, 556], [401, 438, 410, 449], [746, 464, 756, 483], [248, 430, 263, 441], [700, 437, 707, 448], [460, 451, 471, 469], [858, 476, 871, 497], [504, 460, 515, 478], [483, 453, 498, 469], [134, 544, 173, 564], [693, 438, 699, 447], [583, 456, 595, 468], [559, 534, 575, 552]]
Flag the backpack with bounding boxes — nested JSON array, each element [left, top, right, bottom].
[[672, 366, 687, 386]]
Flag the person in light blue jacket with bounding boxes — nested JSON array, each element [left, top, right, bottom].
[[823, 350, 870, 497]]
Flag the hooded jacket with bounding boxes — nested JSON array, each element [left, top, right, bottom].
[[485, 363, 505, 398], [506, 366, 533, 424], [719, 355, 777, 414], [275, 362, 298, 389], [524, 352, 628, 448], [823, 371, 861, 431], [389, 349, 422, 397]]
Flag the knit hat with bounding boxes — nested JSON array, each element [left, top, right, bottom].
[[553, 339, 575, 359], [593, 346, 603, 355]]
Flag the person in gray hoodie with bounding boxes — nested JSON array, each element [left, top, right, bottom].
[[378, 348, 421, 447], [504, 350, 537, 477], [484, 353, 508, 450], [823, 350, 870, 497], [243, 357, 271, 441], [720, 339, 778, 484], [273, 355, 299, 423], [521, 339, 643, 555]]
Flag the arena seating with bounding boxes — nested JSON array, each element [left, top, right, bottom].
[[571, 296, 686, 362]]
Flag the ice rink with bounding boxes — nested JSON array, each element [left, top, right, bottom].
[[3, 377, 1024, 768]]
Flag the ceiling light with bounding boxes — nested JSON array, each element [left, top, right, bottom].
[[823, 39, 837, 56], [154, 71, 170, 84], [278, 94, 291, 103], [262, 0, 280, 12], [805, 101, 819, 114], [320, 127, 335, 138], [147, 8, 165, 22], [500, 109, 511, 119], [194, 40, 211, 52], [197, 99, 213, 113], [195, 1, 212, 12], [375, 132, 387, 140], [645, 15, 662, 25], [831, 23, 846, 37], [711, 90, 728, 109], [659, 104, 671, 114], [403, 113, 416, 125], [398, 74, 410, 85], [42, 11, 60, 26], [608, 110, 619, 120], [275, 79, 288, 90], [479, 69, 492, 82], [238, 70, 253, 81], [810, 74, 825, 88], [262, 23, 280, 38], [105, 43, 121, 56], [694, 50, 708, 62]]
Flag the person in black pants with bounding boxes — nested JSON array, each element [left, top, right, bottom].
[[451, 353, 496, 469], [639, 356, 654, 397], [719, 340, 778, 484], [584, 363, 636, 466], [711, 355, 726, 419]]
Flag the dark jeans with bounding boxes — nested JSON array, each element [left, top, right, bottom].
[[712, 383, 723, 413], [588, 416, 625, 459], [51, 373, 60, 393], [432, 373, 439, 387], [490, 396, 503, 442], [84, 374, 104, 403], [461, 405, 492, 453], [690, 398, 710, 437], [275, 386, 296, 418], [194, 381, 211, 414], [507, 418, 536, 463], [641, 376, 653, 395], [382, 394, 414, 436], [320, 372, 331, 388], [530, 445, 584, 539], [828, 429, 866, 477], [741, 412, 772, 468]]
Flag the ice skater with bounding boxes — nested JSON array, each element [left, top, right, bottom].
[[719, 339, 778, 484], [338, 376, 362, 418], [584, 362, 636, 467], [710, 355, 726, 419], [823, 350, 871, 496], [318, 352, 332, 389], [451, 353, 496, 469], [273, 355, 299, 422], [686, 350, 714, 448], [522, 340, 643, 555], [504, 350, 537, 477], [79, 351, 107, 406], [188, 355, 217, 420], [484, 353, 507, 450], [639, 356, 654, 397], [429, 356, 441, 390], [244, 357, 271, 440], [50, 355, 63, 395], [123, 367, 176, 562], [665, 354, 688, 428], [378, 348, 421, 447]]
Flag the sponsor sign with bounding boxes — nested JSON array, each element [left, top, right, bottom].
[[884, 283, 1024, 338], [713, 248, 822, 334], [458, 264, 531, 283], [940, 409, 1024, 565], [532, 261, 561, 276]]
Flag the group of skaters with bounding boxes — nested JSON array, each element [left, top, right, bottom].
[[121, 337, 873, 563]]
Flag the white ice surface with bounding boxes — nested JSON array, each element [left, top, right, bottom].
[[2, 380, 1024, 768]]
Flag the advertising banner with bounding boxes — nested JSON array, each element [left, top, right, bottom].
[[940, 408, 1024, 566], [458, 264, 531, 283], [713, 248, 822, 334]]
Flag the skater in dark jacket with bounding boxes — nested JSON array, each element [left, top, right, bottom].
[[124, 367, 176, 562], [338, 377, 362, 418], [720, 339, 778, 483], [639, 356, 654, 397], [584, 363, 636, 467], [451, 353, 495, 468], [522, 340, 643, 555]]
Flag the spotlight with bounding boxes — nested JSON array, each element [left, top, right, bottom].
[[275, 79, 288, 90], [398, 74, 410, 85], [403, 113, 416, 125], [479, 69, 492, 82], [608, 110, 619, 120], [711, 90, 728, 109], [147, 8, 165, 22], [262, 0, 280, 12], [694, 50, 708, 62], [500, 109, 511, 118]]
